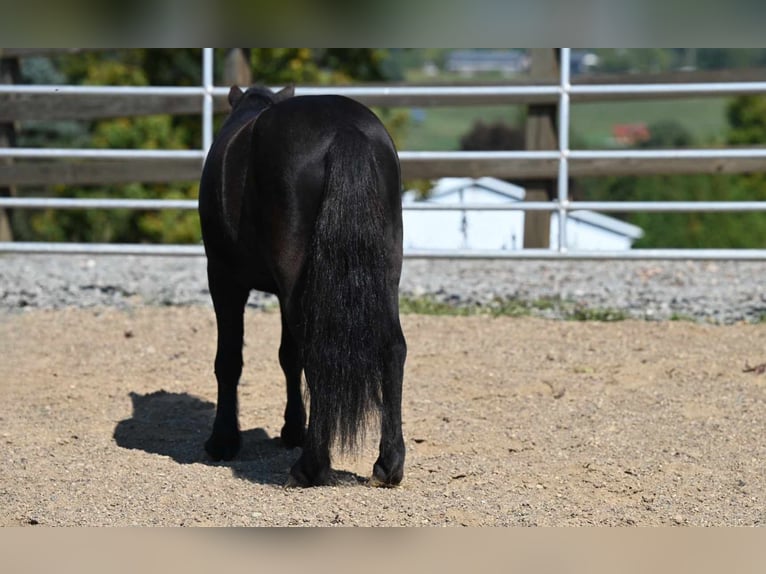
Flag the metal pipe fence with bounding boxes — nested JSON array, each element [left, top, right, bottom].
[[2, 48, 766, 259]]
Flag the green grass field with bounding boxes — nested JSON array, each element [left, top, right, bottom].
[[571, 98, 730, 148], [400, 105, 523, 150], [399, 98, 731, 150]]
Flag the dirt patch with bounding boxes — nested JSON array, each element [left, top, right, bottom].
[[1, 307, 764, 526]]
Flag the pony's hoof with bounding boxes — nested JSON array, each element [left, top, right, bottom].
[[284, 475, 301, 488], [368, 475, 396, 488], [371, 459, 404, 487], [289, 459, 331, 487], [204, 432, 241, 461]]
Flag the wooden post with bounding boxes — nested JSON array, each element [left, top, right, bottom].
[[522, 49, 560, 249], [224, 49, 252, 87], [0, 55, 20, 242]]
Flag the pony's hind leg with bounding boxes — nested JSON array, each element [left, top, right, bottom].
[[278, 309, 306, 448], [372, 326, 407, 486], [288, 396, 332, 487], [205, 263, 249, 461], [279, 303, 331, 487]]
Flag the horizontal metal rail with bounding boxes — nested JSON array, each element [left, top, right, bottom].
[[0, 242, 204, 256], [569, 82, 766, 99], [566, 201, 766, 213], [5, 197, 766, 213], [0, 85, 209, 96], [4, 242, 766, 261], [4, 147, 766, 163], [0, 148, 205, 160], [0, 149, 562, 161], [5, 81, 766, 102], [402, 248, 766, 260], [403, 201, 766, 212], [0, 198, 199, 210], [569, 149, 766, 160]]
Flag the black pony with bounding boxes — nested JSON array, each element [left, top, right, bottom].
[[198, 85, 406, 487]]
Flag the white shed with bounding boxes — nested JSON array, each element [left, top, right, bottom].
[[402, 177, 643, 252]]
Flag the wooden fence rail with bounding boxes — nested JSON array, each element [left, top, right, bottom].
[[2, 153, 766, 187]]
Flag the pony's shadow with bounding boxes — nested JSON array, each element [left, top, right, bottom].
[[113, 390, 365, 486]]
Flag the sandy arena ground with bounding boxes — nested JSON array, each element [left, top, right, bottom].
[[1, 306, 764, 526]]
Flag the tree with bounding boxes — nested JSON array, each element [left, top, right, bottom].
[[726, 95, 766, 145], [16, 50, 201, 244], [629, 174, 766, 248], [696, 49, 764, 70], [638, 120, 693, 149]]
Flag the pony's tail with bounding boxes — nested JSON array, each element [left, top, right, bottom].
[[302, 129, 397, 454]]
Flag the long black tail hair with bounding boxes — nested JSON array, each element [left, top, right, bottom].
[[302, 128, 398, 454]]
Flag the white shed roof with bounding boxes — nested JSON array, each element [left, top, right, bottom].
[[565, 210, 644, 240], [430, 177, 526, 201], [404, 177, 643, 241]]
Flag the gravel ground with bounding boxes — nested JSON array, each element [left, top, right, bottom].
[[1, 254, 766, 323], [2, 306, 765, 526], [1, 254, 765, 527]]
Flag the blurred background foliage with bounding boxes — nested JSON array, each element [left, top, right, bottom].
[[13, 48, 397, 245], [576, 85, 766, 249], [8, 48, 766, 248]]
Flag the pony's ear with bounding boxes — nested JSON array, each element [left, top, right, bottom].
[[228, 85, 244, 108], [220, 115, 257, 241], [275, 84, 295, 101]]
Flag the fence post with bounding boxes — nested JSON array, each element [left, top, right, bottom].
[[224, 49, 252, 87], [0, 53, 20, 242], [522, 49, 559, 249]]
